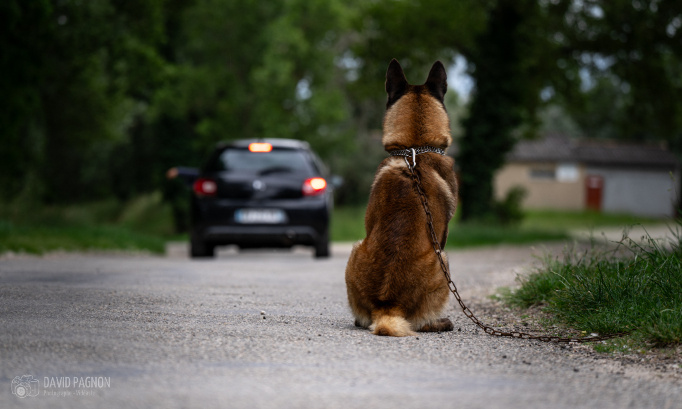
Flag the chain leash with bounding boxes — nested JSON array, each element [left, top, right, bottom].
[[403, 155, 629, 343]]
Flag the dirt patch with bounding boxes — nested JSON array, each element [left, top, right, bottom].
[[466, 296, 682, 383]]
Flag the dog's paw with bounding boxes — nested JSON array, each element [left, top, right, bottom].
[[418, 317, 454, 332]]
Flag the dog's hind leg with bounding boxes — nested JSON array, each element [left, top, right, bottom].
[[417, 318, 454, 332]]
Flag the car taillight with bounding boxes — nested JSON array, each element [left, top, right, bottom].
[[302, 177, 327, 196], [193, 178, 217, 197]]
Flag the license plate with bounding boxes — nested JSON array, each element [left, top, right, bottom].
[[234, 209, 287, 224]]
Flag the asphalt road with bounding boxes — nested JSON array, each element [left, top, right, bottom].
[[1, 242, 680, 409]]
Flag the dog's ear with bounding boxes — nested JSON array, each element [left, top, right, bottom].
[[425, 61, 447, 103], [386, 59, 408, 108]]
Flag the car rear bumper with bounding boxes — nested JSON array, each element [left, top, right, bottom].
[[191, 196, 330, 248], [201, 225, 321, 247]]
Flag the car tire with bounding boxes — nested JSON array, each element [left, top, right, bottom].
[[314, 231, 330, 259], [190, 237, 215, 258]]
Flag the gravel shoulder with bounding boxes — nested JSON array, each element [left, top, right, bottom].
[[0, 239, 680, 408]]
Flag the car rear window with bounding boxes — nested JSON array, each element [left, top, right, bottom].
[[206, 148, 315, 174]]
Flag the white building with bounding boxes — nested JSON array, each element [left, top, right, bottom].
[[494, 134, 681, 218]]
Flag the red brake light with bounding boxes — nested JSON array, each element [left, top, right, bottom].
[[249, 142, 272, 153], [193, 178, 217, 197], [302, 177, 327, 196]]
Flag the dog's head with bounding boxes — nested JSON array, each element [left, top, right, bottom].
[[382, 59, 451, 151]]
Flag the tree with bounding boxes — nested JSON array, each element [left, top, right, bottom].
[[456, 0, 560, 221], [0, 1, 53, 200], [155, 0, 359, 159], [4, 0, 679, 214], [0, 0, 168, 203], [350, 0, 682, 219], [346, 0, 558, 219], [557, 0, 682, 144], [339, 0, 487, 205]]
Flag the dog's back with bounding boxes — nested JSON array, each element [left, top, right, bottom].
[[345, 60, 457, 336]]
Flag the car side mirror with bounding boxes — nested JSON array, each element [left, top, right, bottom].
[[167, 167, 199, 187], [330, 175, 344, 189]]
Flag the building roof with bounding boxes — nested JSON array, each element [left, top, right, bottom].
[[507, 134, 679, 168]]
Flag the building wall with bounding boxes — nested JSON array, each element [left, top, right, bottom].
[[495, 162, 680, 217], [587, 167, 679, 217], [494, 162, 585, 210]]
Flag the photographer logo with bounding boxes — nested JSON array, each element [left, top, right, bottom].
[[11, 375, 39, 398], [11, 374, 111, 398]]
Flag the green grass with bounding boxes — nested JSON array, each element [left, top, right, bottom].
[[445, 223, 568, 248], [0, 192, 173, 255], [506, 224, 682, 348], [330, 205, 367, 242], [329, 205, 664, 247], [521, 209, 662, 230], [1, 199, 670, 256], [0, 221, 166, 254]]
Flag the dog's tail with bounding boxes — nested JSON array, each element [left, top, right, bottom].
[[370, 311, 415, 337]]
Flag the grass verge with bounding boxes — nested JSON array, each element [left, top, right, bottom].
[[521, 209, 662, 230], [0, 192, 173, 255], [0, 221, 166, 255], [1, 199, 669, 256], [505, 223, 682, 350], [445, 223, 568, 248], [331, 205, 367, 242], [329, 205, 657, 247]]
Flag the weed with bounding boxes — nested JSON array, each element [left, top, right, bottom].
[[506, 221, 682, 348]]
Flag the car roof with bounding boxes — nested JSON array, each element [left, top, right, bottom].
[[216, 138, 311, 150]]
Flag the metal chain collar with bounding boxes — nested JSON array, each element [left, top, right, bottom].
[[403, 154, 629, 344], [389, 146, 445, 167]]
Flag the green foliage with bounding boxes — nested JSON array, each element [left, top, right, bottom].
[[562, 77, 629, 140], [350, 0, 486, 90], [0, 0, 169, 203], [506, 263, 565, 308], [336, 0, 487, 204], [457, 0, 560, 221], [2, 0, 681, 213], [0, 192, 175, 255], [0, 1, 51, 198], [117, 192, 175, 237], [558, 0, 682, 143], [159, 0, 358, 159], [493, 186, 527, 226], [507, 224, 682, 346]]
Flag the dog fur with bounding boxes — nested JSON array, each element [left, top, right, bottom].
[[345, 59, 458, 337]]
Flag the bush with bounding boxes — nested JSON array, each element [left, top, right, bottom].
[[493, 186, 527, 226]]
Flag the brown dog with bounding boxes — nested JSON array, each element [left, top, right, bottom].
[[345, 59, 458, 337]]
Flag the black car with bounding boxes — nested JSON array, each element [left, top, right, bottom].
[[188, 138, 333, 258]]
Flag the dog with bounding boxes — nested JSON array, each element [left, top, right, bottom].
[[345, 59, 458, 337]]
